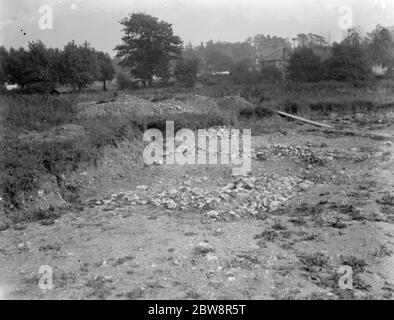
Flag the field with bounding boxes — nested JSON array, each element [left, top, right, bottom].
[[1, 80, 394, 299]]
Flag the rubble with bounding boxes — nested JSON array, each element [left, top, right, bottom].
[[76, 94, 220, 119], [94, 173, 314, 219], [253, 144, 371, 165]]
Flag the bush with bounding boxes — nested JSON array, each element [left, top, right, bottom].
[[254, 106, 274, 118], [174, 56, 201, 87], [0, 138, 95, 207], [230, 59, 264, 85], [323, 33, 372, 82], [283, 101, 299, 114], [239, 107, 254, 118], [116, 71, 134, 90], [260, 66, 283, 83], [287, 47, 322, 82]]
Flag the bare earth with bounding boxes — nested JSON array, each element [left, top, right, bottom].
[[1, 122, 394, 300]]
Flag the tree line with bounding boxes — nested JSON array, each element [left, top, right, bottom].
[[0, 12, 393, 91], [287, 26, 394, 82], [0, 40, 115, 92]]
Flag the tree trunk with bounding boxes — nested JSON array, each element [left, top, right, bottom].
[[102, 80, 107, 91]]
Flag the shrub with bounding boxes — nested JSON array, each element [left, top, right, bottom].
[[254, 106, 274, 118], [116, 71, 134, 90], [287, 47, 322, 82], [260, 66, 283, 83], [230, 59, 264, 85], [239, 107, 254, 118], [0, 138, 95, 207], [174, 56, 201, 87], [283, 101, 299, 114], [323, 33, 372, 82]]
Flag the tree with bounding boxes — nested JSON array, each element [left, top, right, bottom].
[[287, 47, 322, 82], [324, 30, 371, 81], [3, 47, 29, 88], [230, 59, 263, 84], [116, 71, 133, 90], [366, 25, 394, 71], [96, 52, 115, 91], [60, 41, 98, 91], [205, 48, 234, 72], [174, 56, 201, 87], [22, 41, 57, 89], [115, 13, 182, 83], [0, 46, 9, 85], [260, 66, 282, 83]]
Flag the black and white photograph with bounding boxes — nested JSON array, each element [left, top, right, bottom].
[[0, 0, 394, 303]]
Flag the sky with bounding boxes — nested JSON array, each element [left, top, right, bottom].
[[0, 0, 393, 55]]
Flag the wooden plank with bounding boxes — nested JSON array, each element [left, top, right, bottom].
[[276, 110, 334, 128]]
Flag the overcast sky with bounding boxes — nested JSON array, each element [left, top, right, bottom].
[[0, 0, 393, 55]]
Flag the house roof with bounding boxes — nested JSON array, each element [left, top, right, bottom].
[[51, 86, 73, 94], [257, 47, 291, 62]]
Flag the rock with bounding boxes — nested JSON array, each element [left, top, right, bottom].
[[299, 180, 314, 191], [136, 185, 148, 190]]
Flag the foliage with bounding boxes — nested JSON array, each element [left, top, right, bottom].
[[366, 25, 394, 69], [1, 41, 113, 92], [60, 41, 99, 91], [204, 48, 234, 72], [260, 66, 283, 83], [230, 59, 263, 85], [323, 31, 372, 81], [174, 56, 201, 87], [115, 13, 183, 81], [96, 51, 115, 91], [116, 71, 134, 90], [287, 47, 322, 82]]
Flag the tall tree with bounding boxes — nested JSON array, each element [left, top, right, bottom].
[[3, 47, 28, 88], [115, 13, 182, 83], [96, 52, 115, 91], [324, 30, 371, 81], [174, 56, 201, 87], [60, 41, 98, 91], [0, 46, 9, 85], [287, 47, 322, 82], [366, 25, 394, 70], [22, 41, 55, 87]]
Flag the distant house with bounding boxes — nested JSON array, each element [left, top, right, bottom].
[[257, 47, 291, 73], [50, 86, 73, 95], [310, 46, 331, 61], [211, 71, 230, 76], [130, 78, 151, 87], [372, 63, 389, 77], [5, 83, 20, 91], [257, 45, 331, 74]]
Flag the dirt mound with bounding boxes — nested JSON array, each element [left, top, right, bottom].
[[17, 174, 67, 217], [76, 94, 220, 119]]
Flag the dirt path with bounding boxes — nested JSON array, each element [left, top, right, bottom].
[[1, 125, 394, 300]]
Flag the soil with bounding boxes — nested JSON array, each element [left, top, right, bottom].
[[1, 120, 394, 300]]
